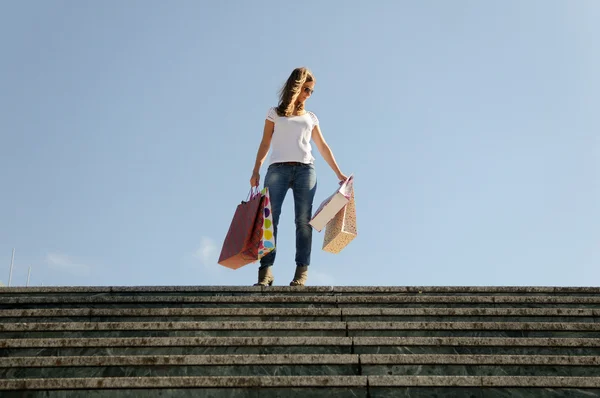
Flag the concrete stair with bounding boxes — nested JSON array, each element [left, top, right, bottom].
[[0, 286, 599, 397]]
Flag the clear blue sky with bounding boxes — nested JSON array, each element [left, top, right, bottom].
[[1, 1, 598, 287]]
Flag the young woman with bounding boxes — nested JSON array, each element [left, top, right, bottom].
[[250, 67, 347, 286]]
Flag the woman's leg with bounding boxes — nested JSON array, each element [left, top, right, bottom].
[[259, 164, 292, 269], [292, 163, 317, 267]]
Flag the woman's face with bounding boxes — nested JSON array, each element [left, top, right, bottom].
[[297, 81, 315, 104]]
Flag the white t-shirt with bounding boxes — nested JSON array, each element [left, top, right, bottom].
[[266, 107, 319, 165]]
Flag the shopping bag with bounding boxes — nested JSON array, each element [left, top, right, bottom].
[[257, 187, 275, 259], [218, 188, 263, 269], [309, 175, 354, 232], [322, 184, 357, 253]]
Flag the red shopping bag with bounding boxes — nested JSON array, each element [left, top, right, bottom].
[[218, 188, 263, 269]]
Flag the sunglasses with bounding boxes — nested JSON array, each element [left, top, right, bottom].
[[303, 87, 314, 95]]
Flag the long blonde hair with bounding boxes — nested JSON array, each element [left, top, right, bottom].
[[276, 67, 315, 117]]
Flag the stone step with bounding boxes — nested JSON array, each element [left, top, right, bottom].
[[1, 354, 599, 379], [2, 294, 599, 309], [2, 285, 599, 297], [0, 307, 342, 323], [0, 354, 360, 379], [0, 286, 267, 298], [0, 375, 366, 398], [354, 336, 600, 348], [360, 353, 600, 377], [349, 321, 600, 332], [0, 295, 337, 309], [1, 375, 600, 398], [332, 286, 600, 296], [0, 354, 359, 367], [3, 353, 598, 366], [369, 375, 600, 397], [0, 321, 347, 338], [1, 307, 597, 324], [2, 321, 600, 339], [2, 336, 353, 349], [342, 307, 599, 323], [360, 353, 600, 365], [347, 321, 600, 338], [367, 367, 600, 378], [0, 336, 353, 357], [2, 353, 598, 367], [337, 295, 600, 308], [352, 336, 600, 355], [2, 336, 599, 357]]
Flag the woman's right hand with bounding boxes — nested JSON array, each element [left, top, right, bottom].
[[250, 171, 260, 187]]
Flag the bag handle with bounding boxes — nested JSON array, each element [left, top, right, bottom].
[[246, 187, 260, 202]]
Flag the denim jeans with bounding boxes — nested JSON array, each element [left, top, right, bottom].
[[259, 162, 317, 269]]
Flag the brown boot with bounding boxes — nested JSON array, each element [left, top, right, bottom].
[[253, 266, 274, 286], [289, 265, 308, 286]]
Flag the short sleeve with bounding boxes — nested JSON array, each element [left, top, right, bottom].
[[308, 111, 319, 127], [266, 107, 278, 121]]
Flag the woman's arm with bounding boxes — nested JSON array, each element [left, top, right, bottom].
[[250, 119, 275, 187], [312, 125, 347, 182]]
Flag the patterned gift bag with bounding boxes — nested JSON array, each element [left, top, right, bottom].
[[322, 184, 357, 254], [258, 187, 275, 259]]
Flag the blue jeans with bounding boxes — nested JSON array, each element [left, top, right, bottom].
[[259, 162, 317, 269]]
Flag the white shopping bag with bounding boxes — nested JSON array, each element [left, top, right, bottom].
[[309, 175, 354, 232]]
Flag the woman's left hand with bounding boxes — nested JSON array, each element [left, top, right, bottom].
[[337, 172, 348, 182]]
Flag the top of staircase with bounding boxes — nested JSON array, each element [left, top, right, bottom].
[[1, 285, 600, 294]]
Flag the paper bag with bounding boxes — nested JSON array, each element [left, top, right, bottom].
[[309, 175, 354, 232], [218, 189, 263, 269], [322, 185, 357, 253], [257, 187, 275, 259]]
